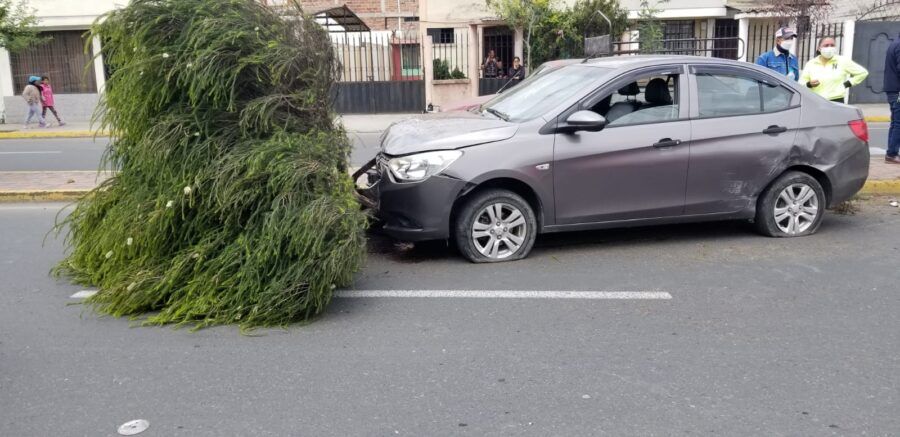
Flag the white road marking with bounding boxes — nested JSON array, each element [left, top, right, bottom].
[[334, 290, 672, 299], [70, 289, 98, 298], [69, 288, 671, 300], [0, 151, 62, 154]]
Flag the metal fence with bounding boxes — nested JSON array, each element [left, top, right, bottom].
[[431, 29, 470, 80], [746, 21, 845, 68], [330, 32, 424, 82], [329, 32, 425, 113], [611, 37, 745, 60], [8, 30, 96, 94]]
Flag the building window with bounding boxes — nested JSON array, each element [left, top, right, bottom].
[[427, 28, 455, 44], [403, 16, 420, 22], [664, 20, 695, 54], [9, 30, 98, 94]]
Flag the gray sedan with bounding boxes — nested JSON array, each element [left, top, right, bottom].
[[357, 55, 870, 262]]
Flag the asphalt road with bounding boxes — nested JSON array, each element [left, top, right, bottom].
[[0, 123, 892, 172], [2, 201, 899, 436]]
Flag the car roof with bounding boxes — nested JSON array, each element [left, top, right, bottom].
[[580, 55, 751, 70]]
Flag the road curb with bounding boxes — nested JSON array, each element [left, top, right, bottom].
[[860, 179, 900, 195], [2, 178, 899, 203], [0, 130, 108, 139], [865, 116, 890, 123], [0, 190, 88, 202]]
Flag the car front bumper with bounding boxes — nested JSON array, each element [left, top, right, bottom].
[[356, 157, 466, 242]]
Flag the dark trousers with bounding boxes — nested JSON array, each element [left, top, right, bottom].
[[42, 106, 62, 123], [889, 92, 900, 158]]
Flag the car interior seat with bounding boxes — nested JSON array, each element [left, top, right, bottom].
[[605, 82, 641, 122]]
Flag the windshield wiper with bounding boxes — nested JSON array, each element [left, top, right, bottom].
[[483, 107, 510, 121]]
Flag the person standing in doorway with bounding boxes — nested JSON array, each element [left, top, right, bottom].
[[756, 27, 800, 81], [800, 37, 868, 103], [40, 76, 65, 126], [884, 34, 900, 164], [482, 49, 500, 78], [22, 76, 46, 129], [508, 57, 526, 80]]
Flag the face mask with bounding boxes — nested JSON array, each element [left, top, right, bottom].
[[780, 40, 794, 52], [820, 47, 836, 59]]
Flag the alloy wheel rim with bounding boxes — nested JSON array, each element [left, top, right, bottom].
[[774, 183, 818, 235], [472, 202, 527, 259]]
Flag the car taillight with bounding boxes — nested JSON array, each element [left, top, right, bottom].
[[848, 119, 868, 143]]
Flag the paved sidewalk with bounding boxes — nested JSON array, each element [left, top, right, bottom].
[[2, 160, 898, 201]]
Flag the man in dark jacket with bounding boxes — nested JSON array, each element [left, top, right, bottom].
[[885, 36, 900, 163]]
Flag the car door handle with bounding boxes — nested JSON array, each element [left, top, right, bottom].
[[762, 125, 788, 134], [652, 138, 682, 148]]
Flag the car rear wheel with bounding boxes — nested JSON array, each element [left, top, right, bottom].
[[453, 189, 537, 263], [755, 171, 825, 237]]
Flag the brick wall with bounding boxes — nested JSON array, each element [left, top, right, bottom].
[[295, 0, 419, 32]]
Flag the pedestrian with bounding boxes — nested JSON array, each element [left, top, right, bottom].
[[884, 34, 900, 164], [39, 76, 65, 126], [482, 49, 500, 78], [508, 56, 525, 80], [800, 38, 868, 104], [756, 27, 800, 81], [22, 75, 46, 129]]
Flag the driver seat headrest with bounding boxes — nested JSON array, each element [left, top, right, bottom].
[[617, 82, 640, 96]]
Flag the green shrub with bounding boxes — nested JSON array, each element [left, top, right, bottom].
[[53, 0, 367, 331], [450, 68, 466, 79], [433, 58, 451, 80]]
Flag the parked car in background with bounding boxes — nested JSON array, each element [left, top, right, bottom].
[[439, 59, 584, 112], [357, 55, 870, 262]]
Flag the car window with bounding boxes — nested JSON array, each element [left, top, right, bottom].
[[696, 72, 794, 118], [482, 65, 610, 122], [586, 73, 680, 127]]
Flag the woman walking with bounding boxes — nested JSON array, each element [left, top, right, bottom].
[[40, 76, 65, 126], [22, 75, 46, 128], [800, 37, 869, 103]]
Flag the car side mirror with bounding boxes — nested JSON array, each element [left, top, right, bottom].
[[563, 110, 607, 133]]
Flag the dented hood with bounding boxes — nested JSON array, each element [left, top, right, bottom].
[[380, 112, 518, 155]]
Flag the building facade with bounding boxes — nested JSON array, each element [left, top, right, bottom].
[[0, 0, 114, 123]]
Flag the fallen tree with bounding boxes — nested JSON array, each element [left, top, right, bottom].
[[54, 0, 367, 330]]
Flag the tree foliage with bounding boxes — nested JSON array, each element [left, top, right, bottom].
[[489, 0, 628, 68], [529, 0, 628, 65], [636, 0, 666, 54], [0, 0, 44, 52], [54, 0, 367, 331]]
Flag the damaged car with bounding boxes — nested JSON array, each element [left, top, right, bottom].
[[355, 55, 870, 263]]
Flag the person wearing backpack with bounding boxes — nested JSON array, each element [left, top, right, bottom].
[[22, 76, 46, 129]]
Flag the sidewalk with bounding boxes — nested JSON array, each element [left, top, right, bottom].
[[0, 115, 414, 139], [2, 160, 898, 201]]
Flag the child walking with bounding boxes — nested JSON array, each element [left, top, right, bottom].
[[40, 76, 65, 126], [22, 76, 46, 129]]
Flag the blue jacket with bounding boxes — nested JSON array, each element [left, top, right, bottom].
[[885, 38, 900, 93], [756, 50, 799, 81]]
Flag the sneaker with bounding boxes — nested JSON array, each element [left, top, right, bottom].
[[886, 155, 900, 164], [59, 121, 66, 126], [38, 122, 47, 128]]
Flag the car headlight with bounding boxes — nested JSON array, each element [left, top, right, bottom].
[[387, 150, 462, 183]]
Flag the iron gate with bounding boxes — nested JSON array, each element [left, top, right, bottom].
[[331, 34, 425, 113], [850, 22, 900, 103]]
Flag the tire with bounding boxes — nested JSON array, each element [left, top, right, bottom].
[[453, 189, 538, 263], [755, 171, 826, 237]]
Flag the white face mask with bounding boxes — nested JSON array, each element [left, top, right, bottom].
[[780, 40, 795, 52], [820, 47, 837, 59]]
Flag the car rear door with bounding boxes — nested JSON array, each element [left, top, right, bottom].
[[552, 65, 691, 225], [685, 65, 801, 215]]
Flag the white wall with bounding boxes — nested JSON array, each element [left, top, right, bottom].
[[27, 0, 125, 28]]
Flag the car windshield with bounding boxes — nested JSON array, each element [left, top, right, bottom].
[[482, 65, 609, 122]]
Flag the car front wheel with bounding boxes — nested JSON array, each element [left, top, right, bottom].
[[755, 171, 825, 237], [453, 189, 537, 263]]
